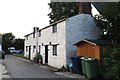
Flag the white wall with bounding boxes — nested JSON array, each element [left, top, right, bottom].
[[24, 33, 37, 60], [65, 14, 101, 64], [24, 14, 101, 68], [38, 21, 67, 68]]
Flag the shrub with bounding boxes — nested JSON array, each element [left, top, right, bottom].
[[100, 46, 120, 80], [33, 52, 43, 64], [57, 65, 67, 72]]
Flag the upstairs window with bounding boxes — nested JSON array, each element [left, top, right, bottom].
[[39, 31, 41, 37], [53, 45, 57, 56], [26, 36, 28, 40], [52, 24, 57, 33]]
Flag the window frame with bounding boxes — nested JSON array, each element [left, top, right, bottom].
[[53, 45, 57, 56], [26, 36, 28, 40], [52, 24, 57, 33]]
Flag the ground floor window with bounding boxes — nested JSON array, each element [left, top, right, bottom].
[[53, 45, 57, 56]]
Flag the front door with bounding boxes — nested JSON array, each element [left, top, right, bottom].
[[45, 45, 48, 64], [28, 46, 31, 60]]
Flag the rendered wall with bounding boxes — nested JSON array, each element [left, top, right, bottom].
[[66, 14, 101, 64]]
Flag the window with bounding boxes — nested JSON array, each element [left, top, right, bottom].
[[33, 33, 35, 38], [53, 45, 57, 56], [39, 31, 41, 37], [26, 46, 28, 52], [52, 24, 57, 33], [33, 45, 36, 52], [26, 36, 28, 40]]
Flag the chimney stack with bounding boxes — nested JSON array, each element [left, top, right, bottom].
[[78, 2, 91, 14], [33, 27, 39, 33]]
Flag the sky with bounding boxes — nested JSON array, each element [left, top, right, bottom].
[[0, 0, 99, 38]]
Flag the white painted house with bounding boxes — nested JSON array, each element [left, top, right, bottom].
[[24, 3, 101, 68]]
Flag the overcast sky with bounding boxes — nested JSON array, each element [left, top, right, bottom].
[[0, 0, 99, 38]]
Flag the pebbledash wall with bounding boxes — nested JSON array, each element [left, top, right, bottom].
[[65, 14, 101, 64], [24, 32, 37, 59], [38, 21, 67, 68], [24, 13, 101, 68]]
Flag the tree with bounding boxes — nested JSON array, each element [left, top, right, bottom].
[[94, 2, 120, 79], [48, 2, 78, 24], [2, 33, 15, 51], [101, 46, 120, 79], [95, 2, 120, 44], [13, 38, 24, 50]]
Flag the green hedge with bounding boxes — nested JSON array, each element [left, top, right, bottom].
[[13, 53, 24, 58], [100, 46, 120, 80]]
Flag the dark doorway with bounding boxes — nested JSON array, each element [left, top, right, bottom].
[[45, 45, 48, 64], [28, 46, 31, 60]]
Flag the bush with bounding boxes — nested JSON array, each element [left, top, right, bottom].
[[100, 46, 120, 80], [33, 52, 43, 64], [57, 65, 67, 72]]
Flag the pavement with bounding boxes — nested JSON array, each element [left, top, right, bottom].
[[2, 55, 87, 79], [0, 59, 11, 80]]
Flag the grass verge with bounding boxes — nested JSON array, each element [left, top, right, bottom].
[[12, 53, 24, 58]]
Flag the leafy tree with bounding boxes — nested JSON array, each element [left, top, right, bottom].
[[2, 33, 15, 51], [95, 2, 120, 79], [2, 33, 24, 51], [12, 38, 24, 50], [95, 2, 120, 44], [48, 2, 78, 24], [101, 46, 120, 79]]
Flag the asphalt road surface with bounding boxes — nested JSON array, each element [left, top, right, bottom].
[[2, 55, 70, 79]]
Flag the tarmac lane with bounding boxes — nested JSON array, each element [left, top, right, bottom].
[[2, 55, 72, 79]]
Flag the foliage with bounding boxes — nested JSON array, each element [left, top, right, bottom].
[[12, 38, 24, 50], [57, 65, 67, 72], [48, 2, 78, 24], [94, 2, 120, 43], [13, 53, 24, 58], [94, 2, 120, 79], [33, 52, 42, 64], [2, 33, 24, 51], [100, 46, 120, 80], [2, 33, 15, 51]]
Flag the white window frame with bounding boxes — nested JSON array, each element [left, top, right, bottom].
[[53, 45, 57, 56], [52, 24, 57, 33]]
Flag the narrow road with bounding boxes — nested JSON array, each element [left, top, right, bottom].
[[2, 55, 69, 78]]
